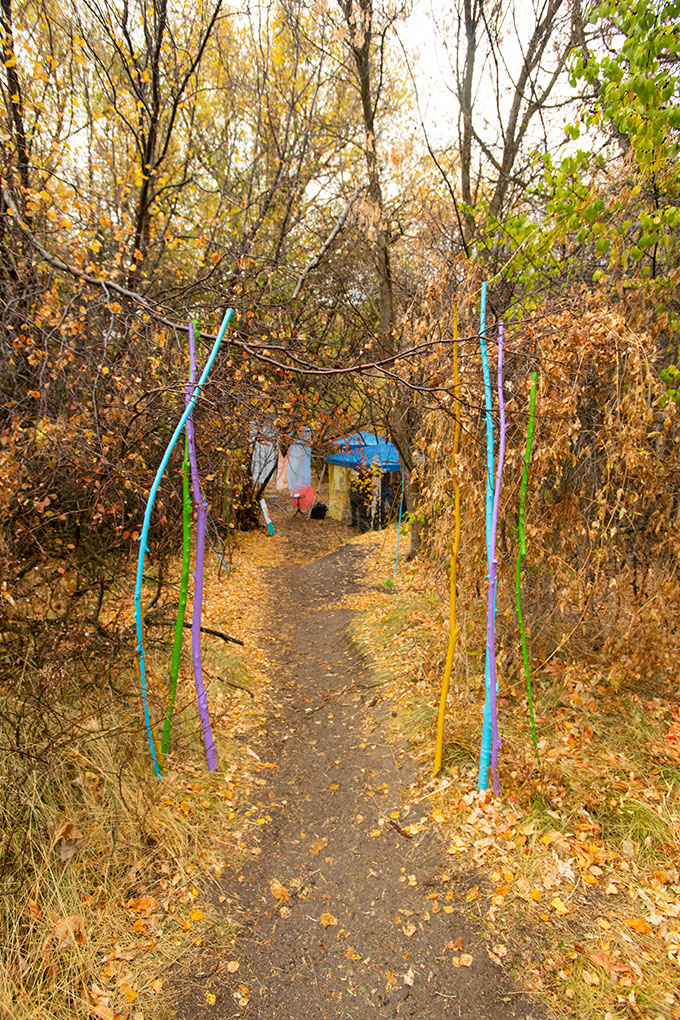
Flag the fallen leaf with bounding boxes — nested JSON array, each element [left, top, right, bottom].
[[269, 879, 289, 903], [320, 912, 338, 926], [590, 951, 631, 976], [226, 961, 240, 974], [189, 909, 203, 922], [460, 954, 473, 967], [106, 944, 135, 963], [403, 968, 414, 986], [551, 897, 569, 915], [234, 983, 250, 1006], [403, 922, 416, 937], [53, 915, 86, 948], [27, 897, 42, 920], [126, 897, 157, 914], [205, 991, 216, 1005], [54, 819, 83, 842], [309, 838, 328, 856], [88, 1005, 114, 1020], [54, 820, 85, 861], [623, 918, 652, 934]]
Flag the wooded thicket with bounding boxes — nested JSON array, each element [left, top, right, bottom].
[[1, 0, 679, 1014]]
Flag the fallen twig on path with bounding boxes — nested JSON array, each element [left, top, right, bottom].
[[389, 818, 413, 840]]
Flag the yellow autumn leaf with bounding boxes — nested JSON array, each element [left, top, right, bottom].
[[126, 896, 157, 913], [205, 991, 216, 1005], [551, 897, 569, 915], [189, 908, 203, 921], [624, 917, 652, 934], [269, 879, 289, 902], [320, 912, 338, 926]]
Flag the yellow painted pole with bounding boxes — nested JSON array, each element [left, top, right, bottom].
[[434, 306, 461, 777]]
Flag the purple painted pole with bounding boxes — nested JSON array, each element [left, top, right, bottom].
[[186, 322, 218, 772], [487, 323, 506, 794]]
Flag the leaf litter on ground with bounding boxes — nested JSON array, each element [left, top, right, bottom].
[[345, 525, 680, 1020]]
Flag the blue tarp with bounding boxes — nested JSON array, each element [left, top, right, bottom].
[[326, 431, 401, 472]]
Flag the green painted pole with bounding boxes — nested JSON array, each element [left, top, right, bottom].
[[161, 433, 192, 757], [515, 371, 540, 764]]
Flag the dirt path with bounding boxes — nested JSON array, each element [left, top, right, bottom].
[[171, 518, 548, 1020]]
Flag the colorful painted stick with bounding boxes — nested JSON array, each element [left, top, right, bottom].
[[515, 371, 540, 764], [161, 432, 192, 758], [434, 306, 461, 777], [186, 321, 218, 772], [134, 308, 233, 776], [477, 282, 495, 791], [259, 497, 275, 535], [393, 463, 405, 580], [487, 322, 506, 794]]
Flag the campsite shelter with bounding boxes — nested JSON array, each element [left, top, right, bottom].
[[326, 431, 401, 472], [325, 431, 401, 522]]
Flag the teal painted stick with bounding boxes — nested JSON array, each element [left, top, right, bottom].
[[161, 432, 191, 758], [477, 282, 495, 791], [134, 308, 234, 776], [515, 371, 541, 764]]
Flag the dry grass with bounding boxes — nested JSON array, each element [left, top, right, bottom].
[[0, 542, 268, 1020]]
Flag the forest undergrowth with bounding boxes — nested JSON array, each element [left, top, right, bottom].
[[0, 530, 275, 1020], [347, 526, 680, 1020]]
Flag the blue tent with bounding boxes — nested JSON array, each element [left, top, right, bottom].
[[326, 431, 401, 472]]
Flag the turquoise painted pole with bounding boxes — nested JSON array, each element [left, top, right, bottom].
[[134, 309, 234, 776], [477, 282, 495, 791]]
